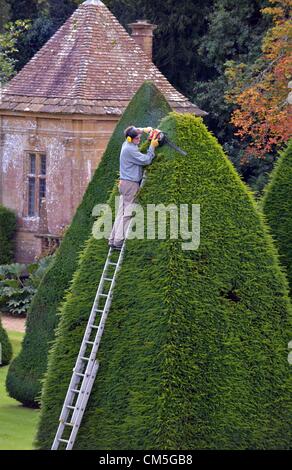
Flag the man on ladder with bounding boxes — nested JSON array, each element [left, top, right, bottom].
[[108, 126, 160, 250]]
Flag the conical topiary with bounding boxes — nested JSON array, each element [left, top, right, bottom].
[[6, 81, 171, 407], [37, 112, 291, 449], [0, 318, 12, 366], [262, 140, 292, 296]]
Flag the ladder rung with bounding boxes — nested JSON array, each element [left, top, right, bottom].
[[90, 324, 99, 329], [81, 356, 90, 361], [85, 340, 94, 345], [99, 293, 108, 297], [64, 422, 74, 427], [95, 309, 104, 313], [58, 438, 69, 443], [66, 405, 75, 410], [103, 277, 113, 281], [108, 262, 118, 266], [75, 372, 85, 377], [70, 389, 80, 394]]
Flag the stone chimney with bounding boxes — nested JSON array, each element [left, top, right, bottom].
[[128, 20, 157, 60]]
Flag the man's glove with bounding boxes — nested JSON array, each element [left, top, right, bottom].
[[150, 136, 159, 148]]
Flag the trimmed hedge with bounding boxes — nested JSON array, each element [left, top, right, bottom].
[[0, 205, 17, 264], [6, 82, 171, 407], [262, 140, 292, 295], [0, 318, 13, 366], [37, 113, 291, 449]]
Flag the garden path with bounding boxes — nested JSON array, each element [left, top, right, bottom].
[[0, 313, 26, 333]]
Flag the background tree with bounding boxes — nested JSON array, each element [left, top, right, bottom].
[[193, 0, 269, 142], [0, 19, 30, 84], [6, 0, 38, 21], [225, 0, 292, 159], [192, 0, 271, 192], [0, 1, 11, 32], [105, 0, 213, 96]]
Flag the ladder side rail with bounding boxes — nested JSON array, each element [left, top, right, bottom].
[[52, 422, 67, 450], [66, 361, 99, 450]]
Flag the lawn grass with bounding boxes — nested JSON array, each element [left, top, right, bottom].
[[0, 330, 39, 450]]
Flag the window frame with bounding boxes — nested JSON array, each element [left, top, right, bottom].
[[25, 152, 47, 217]]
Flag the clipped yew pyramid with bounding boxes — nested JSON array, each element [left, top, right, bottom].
[[6, 82, 171, 407], [37, 113, 291, 450], [262, 140, 292, 296], [0, 318, 12, 366]]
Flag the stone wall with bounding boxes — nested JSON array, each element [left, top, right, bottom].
[[0, 112, 117, 263]]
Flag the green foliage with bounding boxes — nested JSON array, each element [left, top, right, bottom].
[[6, 0, 38, 22], [0, 258, 52, 316], [0, 318, 12, 366], [262, 140, 292, 295], [0, 19, 31, 83], [37, 113, 291, 449], [0, 205, 16, 264], [6, 82, 171, 407], [200, 0, 269, 72], [13, 13, 55, 71], [0, 1, 11, 32], [0, 263, 33, 316], [192, 0, 271, 184], [105, 0, 213, 95], [11, 1, 79, 71], [45, 0, 81, 28]]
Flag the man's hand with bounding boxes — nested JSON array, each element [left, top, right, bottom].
[[150, 136, 159, 148]]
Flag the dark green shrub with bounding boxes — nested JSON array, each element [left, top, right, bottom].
[[0, 205, 16, 264], [0, 318, 12, 366], [262, 140, 292, 295], [6, 81, 171, 407], [37, 113, 292, 449]]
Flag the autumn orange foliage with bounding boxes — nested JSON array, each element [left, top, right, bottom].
[[226, 0, 292, 159]]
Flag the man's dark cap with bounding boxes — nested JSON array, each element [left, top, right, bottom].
[[124, 126, 139, 139]]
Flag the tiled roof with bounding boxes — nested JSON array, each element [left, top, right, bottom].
[[0, 0, 206, 116]]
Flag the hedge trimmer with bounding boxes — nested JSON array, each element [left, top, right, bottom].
[[147, 128, 187, 156]]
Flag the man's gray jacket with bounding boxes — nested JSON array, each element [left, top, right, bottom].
[[119, 141, 155, 183]]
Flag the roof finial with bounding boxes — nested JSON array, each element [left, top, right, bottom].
[[82, 0, 102, 5]]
